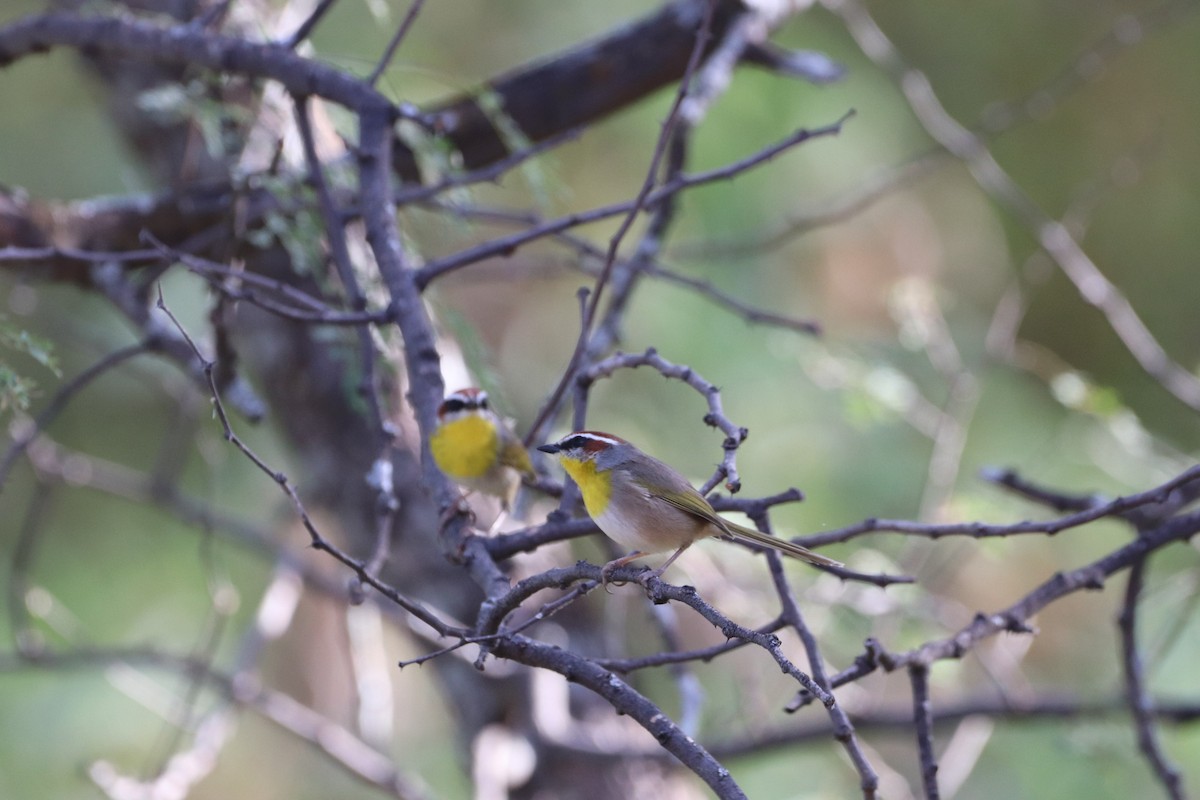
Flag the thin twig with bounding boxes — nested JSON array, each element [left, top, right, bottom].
[[645, 578, 835, 707], [417, 199, 822, 334], [769, 554, 879, 798], [525, 0, 724, 446], [879, 507, 1200, 672], [577, 347, 748, 492], [1119, 556, 1186, 799], [284, 0, 342, 49], [799, 463, 1200, 548], [153, 288, 462, 638], [367, 0, 427, 87], [909, 663, 940, 800], [415, 112, 853, 289], [595, 617, 786, 673]]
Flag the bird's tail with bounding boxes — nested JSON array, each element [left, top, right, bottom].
[[725, 522, 843, 568]]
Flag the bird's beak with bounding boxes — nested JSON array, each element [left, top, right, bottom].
[[536, 443, 560, 454]]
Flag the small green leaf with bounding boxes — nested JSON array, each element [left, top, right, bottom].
[[0, 315, 61, 417]]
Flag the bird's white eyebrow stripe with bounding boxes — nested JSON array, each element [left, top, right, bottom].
[[564, 432, 623, 446], [446, 389, 487, 403]]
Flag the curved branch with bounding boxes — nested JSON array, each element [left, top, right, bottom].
[[491, 633, 749, 799]]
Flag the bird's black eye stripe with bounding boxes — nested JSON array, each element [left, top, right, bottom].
[[442, 398, 467, 413], [563, 435, 591, 450], [478, 396, 489, 409]]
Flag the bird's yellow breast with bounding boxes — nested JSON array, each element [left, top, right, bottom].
[[430, 415, 498, 479], [559, 456, 612, 517]]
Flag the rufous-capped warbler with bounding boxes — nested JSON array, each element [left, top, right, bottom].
[[538, 431, 841, 582], [430, 388, 534, 508]]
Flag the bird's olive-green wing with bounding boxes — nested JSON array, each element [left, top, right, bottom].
[[497, 434, 535, 477], [649, 484, 733, 532], [654, 484, 843, 568]]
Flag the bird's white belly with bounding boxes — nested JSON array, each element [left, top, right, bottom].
[[592, 501, 672, 555]]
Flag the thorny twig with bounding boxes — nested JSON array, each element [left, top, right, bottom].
[[578, 347, 749, 493], [153, 287, 463, 638]]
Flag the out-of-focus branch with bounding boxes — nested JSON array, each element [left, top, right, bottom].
[[418, 0, 746, 173], [414, 113, 857, 288], [0, 1, 758, 265], [717, 692, 1200, 757], [880, 507, 1200, 672], [2, 645, 431, 800], [827, 0, 1200, 414]]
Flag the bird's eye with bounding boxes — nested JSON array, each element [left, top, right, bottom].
[[477, 396, 489, 409], [442, 399, 466, 413], [563, 435, 590, 450]]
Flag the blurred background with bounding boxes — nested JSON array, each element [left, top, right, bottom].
[[2, 0, 1199, 797]]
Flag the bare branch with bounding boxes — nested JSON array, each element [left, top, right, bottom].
[[880, 508, 1200, 672], [800, 463, 1200, 548], [769, 554, 879, 798], [1119, 556, 1186, 799], [527, 0, 723, 446], [910, 663, 940, 800], [154, 288, 463, 638], [366, 0, 427, 87], [577, 347, 749, 492], [720, 692, 1200, 756], [490, 633, 749, 799]]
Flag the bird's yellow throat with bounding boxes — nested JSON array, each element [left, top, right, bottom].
[[559, 456, 612, 517], [430, 415, 498, 478]]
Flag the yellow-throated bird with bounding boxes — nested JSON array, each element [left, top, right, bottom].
[[538, 431, 841, 581], [430, 388, 534, 508]]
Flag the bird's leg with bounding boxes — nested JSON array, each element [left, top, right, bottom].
[[485, 508, 509, 535], [439, 490, 477, 528], [644, 544, 690, 581], [600, 551, 648, 588]]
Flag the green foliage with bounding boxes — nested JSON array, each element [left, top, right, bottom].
[[475, 88, 562, 211], [0, 315, 60, 417], [136, 77, 253, 160], [243, 174, 326, 277]]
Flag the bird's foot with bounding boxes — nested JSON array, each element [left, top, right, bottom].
[[439, 494, 476, 529], [599, 552, 647, 593]]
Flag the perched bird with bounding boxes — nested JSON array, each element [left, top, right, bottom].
[[430, 388, 535, 508], [538, 430, 841, 582]]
